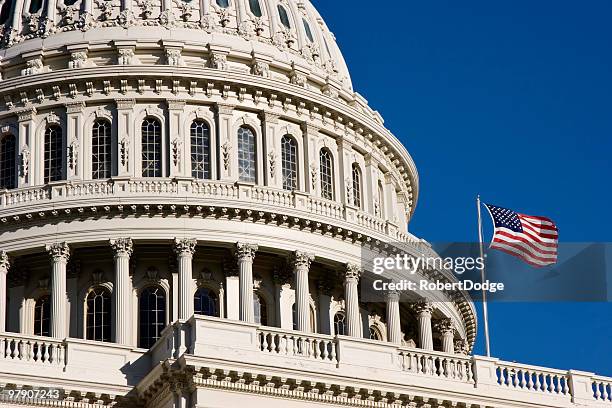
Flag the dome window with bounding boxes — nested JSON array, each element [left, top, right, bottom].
[[141, 118, 162, 178], [28, 0, 43, 14], [249, 0, 262, 17], [254, 294, 268, 326], [191, 120, 211, 180], [194, 288, 219, 317], [139, 286, 167, 349], [34, 295, 50, 337], [44, 125, 63, 183], [303, 18, 314, 42], [351, 163, 362, 209], [0, 134, 16, 189], [281, 135, 298, 191], [0, 1, 12, 25], [237, 126, 257, 183], [86, 287, 112, 342], [319, 148, 334, 200], [216, 0, 230, 8], [92, 119, 111, 179], [277, 4, 291, 29]]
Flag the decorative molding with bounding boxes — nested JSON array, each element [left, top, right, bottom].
[[174, 238, 197, 256], [109, 238, 134, 257], [45, 242, 71, 262]]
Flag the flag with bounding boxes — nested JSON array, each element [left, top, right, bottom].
[[484, 204, 558, 267]]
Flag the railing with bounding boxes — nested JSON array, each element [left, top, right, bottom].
[[495, 361, 570, 396], [307, 196, 344, 220], [257, 327, 338, 364], [398, 348, 474, 383], [593, 376, 612, 403], [0, 333, 66, 368]]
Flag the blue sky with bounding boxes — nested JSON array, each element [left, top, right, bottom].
[[313, 0, 612, 374]]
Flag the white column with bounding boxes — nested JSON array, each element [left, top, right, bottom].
[[110, 238, 133, 345], [386, 290, 402, 344], [291, 251, 314, 332], [0, 251, 9, 332], [412, 301, 434, 350], [435, 318, 455, 354], [46, 243, 70, 339], [235, 243, 257, 323], [343, 264, 362, 337], [174, 238, 197, 320]]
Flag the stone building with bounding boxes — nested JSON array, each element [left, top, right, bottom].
[[0, 0, 609, 407]]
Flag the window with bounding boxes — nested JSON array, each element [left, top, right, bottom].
[[249, 0, 262, 17], [191, 120, 211, 179], [333, 312, 346, 336], [141, 118, 162, 177], [139, 286, 166, 349], [281, 135, 298, 191], [237, 126, 256, 183], [254, 294, 267, 326], [92, 120, 111, 179], [352, 164, 362, 209], [377, 180, 385, 217], [86, 287, 111, 342], [277, 5, 290, 28], [34, 295, 50, 337], [0, 134, 16, 189], [303, 18, 314, 42], [319, 148, 334, 200], [0, 1, 11, 25], [44, 125, 63, 183], [216, 0, 229, 8], [28, 0, 43, 14], [194, 287, 218, 317], [369, 325, 383, 341]]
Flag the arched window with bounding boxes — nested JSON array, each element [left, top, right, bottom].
[[303, 18, 314, 42], [249, 0, 262, 17], [139, 286, 166, 349], [64, 0, 78, 5], [29, 0, 43, 14], [369, 325, 383, 341], [319, 148, 334, 200], [0, 134, 16, 189], [281, 135, 298, 191], [141, 118, 162, 178], [216, 0, 229, 8], [194, 287, 218, 317], [333, 312, 346, 336], [191, 120, 211, 179], [34, 295, 50, 337], [254, 294, 267, 326], [237, 126, 256, 183], [277, 5, 290, 28], [92, 119, 111, 179], [0, 1, 12, 25], [377, 180, 385, 217], [44, 125, 63, 183], [86, 287, 111, 342], [351, 164, 362, 209]]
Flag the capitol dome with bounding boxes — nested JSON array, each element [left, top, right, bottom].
[[0, 1, 489, 407]]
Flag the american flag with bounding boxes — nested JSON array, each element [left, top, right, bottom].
[[484, 204, 558, 267]]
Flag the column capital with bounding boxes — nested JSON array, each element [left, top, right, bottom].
[[45, 242, 70, 263], [454, 338, 469, 355], [344, 263, 362, 282], [0, 251, 9, 272], [291, 251, 314, 270], [434, 318, 455, 335], [411, 301, 434, 317], [215, 103, 235, 116], [235, 242, 258, 261], [174, 238, 197, 256], [386, 289, 400, 302], [110, 238, 133, 257]]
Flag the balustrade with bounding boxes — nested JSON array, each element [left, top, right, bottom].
[[398, 348, 474, 383], [257, 328, 338, 364], [0, 333, 66, 368], [593, 377, 612, 403], [495, 362, 570, 396]]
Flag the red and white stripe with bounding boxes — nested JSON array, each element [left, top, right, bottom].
[[490, 214, 558, 267]]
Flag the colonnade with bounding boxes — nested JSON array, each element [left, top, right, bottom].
[[0, 243, 453, 353]]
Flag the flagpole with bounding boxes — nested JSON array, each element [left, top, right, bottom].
[[477, 195, 491, 357]]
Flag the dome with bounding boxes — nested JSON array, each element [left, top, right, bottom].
[[0, 0, 352, 89]]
